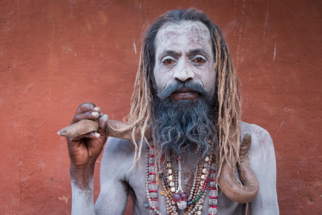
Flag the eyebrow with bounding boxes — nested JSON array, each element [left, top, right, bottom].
[[158, 48, 210, 61], [186, 49, 209, 58], [158, 50, 182, 60]]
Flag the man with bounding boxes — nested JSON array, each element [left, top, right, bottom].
[[66, 9, 279, 214]]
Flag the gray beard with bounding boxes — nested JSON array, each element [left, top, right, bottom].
[[151, 82, 217, 158]]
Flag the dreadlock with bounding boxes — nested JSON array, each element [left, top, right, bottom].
[[119, 8, 242, 178]]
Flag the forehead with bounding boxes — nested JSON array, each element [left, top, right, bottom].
[[155, 21, 212, 54]]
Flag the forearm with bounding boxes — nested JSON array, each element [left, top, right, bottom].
[[70, 165, 96, 215]]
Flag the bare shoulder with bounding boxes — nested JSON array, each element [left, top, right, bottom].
[[240, 122, 277, 186], [240, 121, 274, 152], [100, 137, 135, 184], [240, 122, 276, 167], [103, 137, 135, 159], [241, 123, 279, 213], [95, 137, 134, 213]]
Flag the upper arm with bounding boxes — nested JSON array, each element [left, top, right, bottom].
[[94, 137, 133, 215], [242, 123, 279, 215]]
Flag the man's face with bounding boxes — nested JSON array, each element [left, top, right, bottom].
[[151, 21, 217, 156], [153, 21, 216, 100]]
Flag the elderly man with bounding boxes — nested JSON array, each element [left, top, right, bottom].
[[65, 9, 279, 215]]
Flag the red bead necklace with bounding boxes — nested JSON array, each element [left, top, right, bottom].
[[146, 142, 218, 215]]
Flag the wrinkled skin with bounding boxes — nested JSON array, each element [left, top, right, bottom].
[[153, 21, 217, 99], [67, 21, 279, 215]]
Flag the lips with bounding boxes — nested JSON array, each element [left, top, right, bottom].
[[170, 88, 199, 100]]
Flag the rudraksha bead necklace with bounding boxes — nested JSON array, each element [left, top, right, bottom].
[[146, 142, 218, 215]]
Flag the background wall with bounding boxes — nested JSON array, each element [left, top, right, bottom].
[[0, 0, 321, 214]]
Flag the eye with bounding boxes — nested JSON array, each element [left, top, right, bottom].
[[162, 58, 175, 65], [192, 57, 206, 63]]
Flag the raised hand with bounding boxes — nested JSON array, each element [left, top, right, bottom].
[[67, 102, 108, 169]]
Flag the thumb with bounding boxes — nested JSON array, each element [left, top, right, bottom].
[[97, 114, 108, 136]]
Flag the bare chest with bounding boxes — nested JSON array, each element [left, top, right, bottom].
[[127, 156, 246, 215]]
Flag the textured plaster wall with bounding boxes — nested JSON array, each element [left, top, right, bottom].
[[0, 0, 321, 214]]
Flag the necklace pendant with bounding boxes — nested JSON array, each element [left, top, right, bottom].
[[177, 201, 187, 210], [160, 188, 167, 196]]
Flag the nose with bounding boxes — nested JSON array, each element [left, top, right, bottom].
[[173, 59, 194, 82]]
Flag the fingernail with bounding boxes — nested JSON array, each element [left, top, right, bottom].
[[94, 132, 100, 138], [94, 107, 101, 112], [92, 112, 99, 117]]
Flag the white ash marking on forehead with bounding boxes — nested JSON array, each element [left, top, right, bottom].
[[155, 21, 212, 52]]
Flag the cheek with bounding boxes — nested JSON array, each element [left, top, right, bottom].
[[199, 70, 217, 98], [196, 66, 216, 93], [153, 66, 170, 93], [204, 71, 216, 90]]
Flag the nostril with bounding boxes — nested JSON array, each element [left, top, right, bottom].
[[175, 77, 193, 82], [174, 75, 193, 83], [174, 78, 186, 83]]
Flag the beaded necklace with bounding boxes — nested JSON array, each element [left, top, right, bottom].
[[146, 143, 218, 215]]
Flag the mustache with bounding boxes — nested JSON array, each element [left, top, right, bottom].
[[156, 81, 209, 99]]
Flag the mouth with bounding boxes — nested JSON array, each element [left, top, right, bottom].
[[170, 88, 200, 100]]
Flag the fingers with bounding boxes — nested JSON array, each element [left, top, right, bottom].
[[69, 103, 107, 142], [72, 102, 102, 124], [70, 132, 101, 141], [72, 111, 100, 124], [97, 114, 108, 136], [76, 102, 99, 114]]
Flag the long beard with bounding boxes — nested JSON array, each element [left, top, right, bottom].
[[152, 81, 217, 158]]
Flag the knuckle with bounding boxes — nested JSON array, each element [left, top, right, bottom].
[[73, 114, 81, 122], [78, 102, 96, 113], [74, 113, 93, 123], [84, 102, 96, 109], [99, 114, 108, 121], [71, 115, 78, 124], [77, 102, 87, 111], [90, 111, 100, 118]]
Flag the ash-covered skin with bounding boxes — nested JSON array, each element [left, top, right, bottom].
[[92, 123, 278, 215], [71, 178, 95, 215], [69, 20, 279, 215], [153, 21, 217, 99]]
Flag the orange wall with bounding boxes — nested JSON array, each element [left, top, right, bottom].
[[0, 0, 321, 214]]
